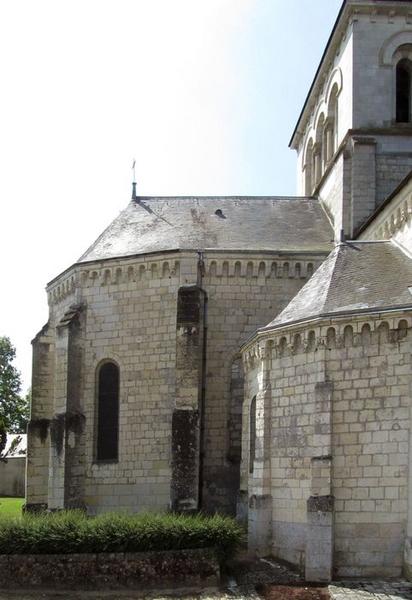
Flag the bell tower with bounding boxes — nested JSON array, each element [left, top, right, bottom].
[[290, 0, 412, 239]]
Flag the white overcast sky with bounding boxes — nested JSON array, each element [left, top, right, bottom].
[[0, 0, 342, 391]]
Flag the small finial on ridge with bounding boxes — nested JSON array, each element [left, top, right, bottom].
[[131, 159, 137, 201]]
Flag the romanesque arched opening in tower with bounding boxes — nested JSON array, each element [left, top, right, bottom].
[[96, 361, 119, 461], [304, 138, 314, 195], [327, 83, 339, 158], [396, 58, 412, 122]]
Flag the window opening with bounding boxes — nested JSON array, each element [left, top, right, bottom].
[[249, 396, 256, 474], [396, 59, 411, 123], [96, 362, 119, 461]]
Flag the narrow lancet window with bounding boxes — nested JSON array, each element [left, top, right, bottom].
[[304, 140, 314, 195], [249, 396, 256, 474], [396, 59, 411, 123], [96, 362, 119, 461]]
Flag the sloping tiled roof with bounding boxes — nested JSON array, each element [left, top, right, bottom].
[[4, 433, 27, 457], [263, 241, 412, 330], [78, 197, 333, 263]]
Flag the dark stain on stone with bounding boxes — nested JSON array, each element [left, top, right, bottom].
[[28, 418, 50, 444], [249, 494, 272, 510], [307, 495, 334, 513], [171, 409, 199, 512], [311, 455, 332, 462], [50, 411, 85, 456], [65, 411, 86, 436], [23, 502, 48, 514], [50, 414, 66, 456], [177, 286, 201, 325]]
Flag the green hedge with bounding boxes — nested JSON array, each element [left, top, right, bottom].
[[0, 511, 243, 560]]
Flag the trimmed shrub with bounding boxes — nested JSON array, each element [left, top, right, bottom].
[[0, 511, 244, 561]]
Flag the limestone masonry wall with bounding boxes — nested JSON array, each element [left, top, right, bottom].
[[28, 250, 326, 515], [243, 315, 412, 579], [0, 549, 219, 591], [201, 254, 320, 513], [376, 154, 412, 208], [359, 171, 412, 253], [76, 255, 179, 514]]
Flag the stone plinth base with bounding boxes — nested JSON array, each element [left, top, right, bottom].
[[305, 495, 334, 583], [248, 494, 272, 556]]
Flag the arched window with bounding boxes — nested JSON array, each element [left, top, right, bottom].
[[96, 361, 119, 461], [312, 143, 322, 186], [304, 139, 314, 195], [326, 84, 339, 159], [396, 59, 412, 123], [249, 396, 256, 474], [315, 113, 325, 181]]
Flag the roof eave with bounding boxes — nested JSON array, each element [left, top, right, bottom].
[[242, 303, 412, 353], [290, 0, 412, 150], [289, 0, 348, 150], [46, 245, 332, 289]]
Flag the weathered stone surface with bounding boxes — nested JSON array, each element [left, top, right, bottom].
[[0, 549, 219, 591], [306, 495, 334, 583], [248, 495, 272, 557], [243, 311, 411, 579], [171, 409, 200, 512]]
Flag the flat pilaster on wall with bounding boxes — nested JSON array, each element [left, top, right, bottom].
[[305, 494, 334, 583], [171, 286, 205, 512], [306, 379, 334, 582], [248, 493, 272, 557], [171, 409, 200, 512]]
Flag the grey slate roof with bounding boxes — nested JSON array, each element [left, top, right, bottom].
[[263, 241, 412, 330], [78, 197, 333, 263]]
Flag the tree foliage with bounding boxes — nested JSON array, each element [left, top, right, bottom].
[[0, 418, 6, 460], [0, 336, 29, 433]]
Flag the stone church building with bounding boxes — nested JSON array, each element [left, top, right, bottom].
[[27, 0, 412, 582]]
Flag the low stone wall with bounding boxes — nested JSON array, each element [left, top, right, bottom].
[[0, 457, 25, 497], [0, 549, 220, 591]]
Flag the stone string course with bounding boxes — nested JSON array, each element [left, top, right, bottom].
[[48, 257, 318, 305]]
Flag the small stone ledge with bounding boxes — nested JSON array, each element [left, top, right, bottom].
[[0, 549, 220, 591]]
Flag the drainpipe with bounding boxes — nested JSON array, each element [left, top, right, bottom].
[[197, 251, 208, 510]]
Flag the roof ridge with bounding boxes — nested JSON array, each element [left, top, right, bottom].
[[265, 246, 338, 328], [259, 240, 412, 334], [130, 195, 317, 201], [322, 244, 348, 311]]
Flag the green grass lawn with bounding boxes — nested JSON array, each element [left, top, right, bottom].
[[0, 497, 24, 518]]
